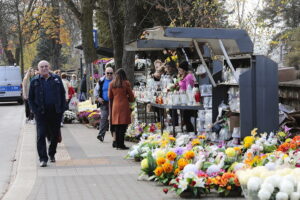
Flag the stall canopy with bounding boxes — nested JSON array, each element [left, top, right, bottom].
[[75, 45, 113, 57], [125, 26, 253, 55]]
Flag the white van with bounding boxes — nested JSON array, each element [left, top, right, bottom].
[[0, 66, 23, 104]]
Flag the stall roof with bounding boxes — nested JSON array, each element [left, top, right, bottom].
[[125, 26, 253, 55], [75, 45, 113, 57]]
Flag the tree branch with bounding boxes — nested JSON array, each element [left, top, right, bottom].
[[63, 0, 82, 20]]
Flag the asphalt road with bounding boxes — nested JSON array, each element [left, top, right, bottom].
[[0, 102, 24, 198]]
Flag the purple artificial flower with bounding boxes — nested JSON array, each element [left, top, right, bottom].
[[284, 125, 292, 133], [174, 147, 184, 156], [186, 143, 193, 150]]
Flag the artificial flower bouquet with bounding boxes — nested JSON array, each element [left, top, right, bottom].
[[236, 166, 300, 200], [77, 110, 93, 123], [63, 110, 77, 123], [87, 111, 100, 128]]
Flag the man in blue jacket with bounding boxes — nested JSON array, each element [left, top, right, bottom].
[[94, 67, 114, 144], [29, 60, 66, 167]]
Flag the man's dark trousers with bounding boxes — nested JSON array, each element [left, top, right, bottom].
[[98, 102, 109, 138], [35, 106, 62, 162]]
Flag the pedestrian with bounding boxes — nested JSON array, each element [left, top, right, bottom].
[[109, 68, 135, 150], [70, 74, 79, 92], [61, 73, 71, 126], [22, 68, 35, 123], [79, 72, 87, 102], [178, 61, 195, 132], [94, 67, 115, 145], [28, 60, 66, 167]]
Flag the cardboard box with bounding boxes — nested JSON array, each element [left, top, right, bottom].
[[229, 115, 240, 133], [278, 67, 297, 82]]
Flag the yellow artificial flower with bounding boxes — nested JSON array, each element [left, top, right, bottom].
[[251, 128, 258, 136], [141, 158, 148, 169], [166, 151, 177, 161], [154, 166, 164, 176], [225, 147, 236, 157], [156, 150, 165, 158], [192, 139, 200, 146], [169, 136, 176, 142], [243, 136, 255, 148], [278, 131, 286, 137]]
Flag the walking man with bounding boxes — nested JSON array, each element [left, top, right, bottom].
[[94, 67, 114, 143], [29, 60, 66, 167]]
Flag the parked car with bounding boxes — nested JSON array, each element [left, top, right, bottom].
[[0, 66, 23, 104]]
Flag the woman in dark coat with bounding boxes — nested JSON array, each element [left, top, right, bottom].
[[109, 68, 135, 149]]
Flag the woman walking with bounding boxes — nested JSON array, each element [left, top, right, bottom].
[[23, 68, 35, 123], [109, 68, 135, 150]]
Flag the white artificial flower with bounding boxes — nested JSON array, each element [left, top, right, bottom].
[[236, 170, 251, 185], [265, 175, 281, 188], [258, 189, 272, 200], [280, 180, 294, 194], [206, 164, 221, 175], [247, 177, 262, 191], [276, 192, 289, 200], [183, 171, 197, 179], [178, 179, 188, 191], [265, 162, 276, 171], [183, 164, 198, 174], [291, 192, 300, 200], [129, 149, 138, 157], [194, 177, 205, 188], [284, 175, 297, 185], [234, 163, 245, 171], [297, 182, 300, 193], [261, 183, 274, 194]]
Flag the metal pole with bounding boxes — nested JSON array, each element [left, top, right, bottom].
[[80, 55, 83, 79], [193, 40, 216, 87], [218, 39, 239, 83]]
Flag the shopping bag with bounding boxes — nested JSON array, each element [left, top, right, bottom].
[[69, 96, 79, 111]]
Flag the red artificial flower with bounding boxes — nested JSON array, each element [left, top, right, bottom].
[[163, 188, 168, 194]]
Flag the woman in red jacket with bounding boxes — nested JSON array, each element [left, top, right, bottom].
[[109, 68, 135, 150]]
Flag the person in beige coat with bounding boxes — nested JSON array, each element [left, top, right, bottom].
[[109, 68, 135, 150], [22, 68, 35, 122]]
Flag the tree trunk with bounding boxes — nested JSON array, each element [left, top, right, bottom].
[[80, 0, 97, 64], [106, 0, 124, 70], [0, 18, 15, 65], [122, 0, 137, 85], [51, 0, 61, 70], [15, 0, 24, 76]]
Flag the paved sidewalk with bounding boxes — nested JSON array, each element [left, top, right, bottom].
[[3, 123, 183, 200], [3, 123, 244, 200]]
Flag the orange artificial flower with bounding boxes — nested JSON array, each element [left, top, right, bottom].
[[184, 151, 195, 160], [227, 185, 232, 190], [166, 151, 177, 161], [154, 166, 164, 176], [169, 136, 176, 141], [174, 168, 180, 176], [177, 158, 188, 170], [198, 135, 206, 139], [162, 162, 173, 173], [156, 157, 166, 166]]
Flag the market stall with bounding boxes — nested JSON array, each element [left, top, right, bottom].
[[126, 26, 279, 140]]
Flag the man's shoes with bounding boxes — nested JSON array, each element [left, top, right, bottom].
[[40, 161, 47, 167], [97, 135, 104, 142], [50, 156, 55, 163], [112, 141, 116, 148], [60, 122, 64, 127]]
